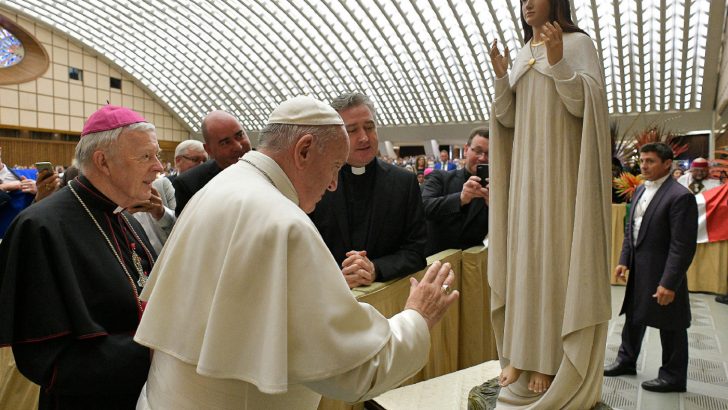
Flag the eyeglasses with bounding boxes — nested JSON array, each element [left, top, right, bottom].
[[134, 152, 163, 163], [469, 146, 488, 158], [181, 155, 206, 163]]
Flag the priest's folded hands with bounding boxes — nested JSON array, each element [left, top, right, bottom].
[[404, 260, 460, 329], [342, 250, 376, 288]]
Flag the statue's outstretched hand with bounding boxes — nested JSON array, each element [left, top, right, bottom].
[[489, 39, 509, 79]]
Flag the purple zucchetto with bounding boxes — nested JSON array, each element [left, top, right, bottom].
[[81, 105, 147, 136]]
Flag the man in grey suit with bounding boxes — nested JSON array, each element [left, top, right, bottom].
[[604, 142, 698, 393]]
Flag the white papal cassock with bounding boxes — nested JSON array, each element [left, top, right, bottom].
[[134, 150, 431, 409]]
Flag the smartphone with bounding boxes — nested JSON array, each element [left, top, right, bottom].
[[476, 164, 489, 187], [35, 162, 54, 174]]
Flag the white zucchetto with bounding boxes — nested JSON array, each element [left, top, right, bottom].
[[268, 96, 344, 126]]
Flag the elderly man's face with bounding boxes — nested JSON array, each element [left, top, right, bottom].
[[299, 129, 349, 213], [339, 104, 378, 167], [175, 148, 207, 174], [691, 167, 708, 181], [464, 135, 489, 175], [204, 115, 251, 169], [107, 130, 164, 206]]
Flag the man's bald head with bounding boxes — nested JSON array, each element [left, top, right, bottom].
[[200, 111, 250, 169]]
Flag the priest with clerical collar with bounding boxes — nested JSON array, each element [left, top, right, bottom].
[[133, 96, 458, 409], [0, 105, 163, 409], [677, 157, 720, 195], [308, 92, 427, 288]]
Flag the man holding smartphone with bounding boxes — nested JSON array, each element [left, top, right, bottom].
[[421, 129, 489, 255]]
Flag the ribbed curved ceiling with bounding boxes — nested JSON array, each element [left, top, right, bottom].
[[1, 0, 722, 133]]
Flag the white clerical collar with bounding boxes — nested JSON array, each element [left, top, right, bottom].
[[644, 173, 670, 188], [351, 166, 365, 175]]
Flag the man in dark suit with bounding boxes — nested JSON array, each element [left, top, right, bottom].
[[434, 150, 456, 171], [309, 92, 426, 288], [173, 111, 251, 216], [421, 129, 489, 255], [604, 142, 698, 393]]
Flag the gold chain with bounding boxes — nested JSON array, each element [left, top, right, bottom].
[[68, 184, 148, 314], [527, 38, 545, 67], [241, 158, 275, 186]]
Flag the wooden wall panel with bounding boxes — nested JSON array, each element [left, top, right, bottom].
[[0, 138, 183, 169], [158, 140, 180, 166], [0, 137, 76, 168]]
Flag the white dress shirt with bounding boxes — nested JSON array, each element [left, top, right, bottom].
[[632, 173, 670, 245], [0, 165, 18, 184]]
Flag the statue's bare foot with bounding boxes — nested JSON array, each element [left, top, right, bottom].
[[528, 372, 554, 393], [499, 365, 523, 387]]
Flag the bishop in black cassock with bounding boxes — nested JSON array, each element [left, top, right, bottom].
[[0, 105, 163, 409]]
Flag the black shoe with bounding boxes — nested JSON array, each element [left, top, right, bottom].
[[604, 361, 636, 377], [716, 294, 728, 305], [641, 378, 686, 393]]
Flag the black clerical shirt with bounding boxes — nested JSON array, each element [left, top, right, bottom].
[[342, 161, 378, 250], [0, 176, 155, 409]]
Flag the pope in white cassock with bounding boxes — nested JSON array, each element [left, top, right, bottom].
[[133, 96, 459, 409]]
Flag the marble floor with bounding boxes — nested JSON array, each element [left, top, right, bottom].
[[603, 286, 728, 410]]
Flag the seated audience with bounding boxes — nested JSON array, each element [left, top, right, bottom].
[[309, 92, 426, 288]]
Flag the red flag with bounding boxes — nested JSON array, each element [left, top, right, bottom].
[[696, 183, 728, 243]]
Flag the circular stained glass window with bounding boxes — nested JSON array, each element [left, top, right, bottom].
[[0, 26, 25, 68]]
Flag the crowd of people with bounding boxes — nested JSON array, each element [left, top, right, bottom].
[[0, 0, 725, 408], [0, 93, 480, 409]]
